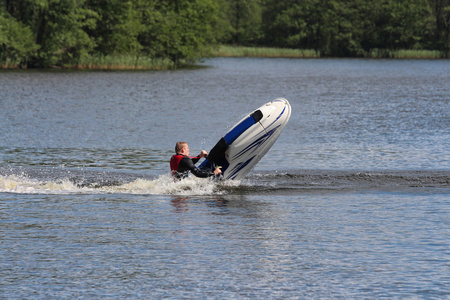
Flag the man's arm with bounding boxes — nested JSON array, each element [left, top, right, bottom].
[[181, 157, 212, 178]]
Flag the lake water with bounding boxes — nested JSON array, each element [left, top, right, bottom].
[[1, 58, 449, 298]]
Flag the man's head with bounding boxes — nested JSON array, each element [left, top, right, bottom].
[[175, 141, 189, 155]]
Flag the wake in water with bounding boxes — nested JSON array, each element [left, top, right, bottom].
[[1, 167, 449, 195], [0, 167, 240, 195]]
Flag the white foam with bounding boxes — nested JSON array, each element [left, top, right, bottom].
[[0, 175, 95, 195], [108, 174, 227, 195], [0, 174, 235, 196]]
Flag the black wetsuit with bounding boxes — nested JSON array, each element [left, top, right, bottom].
[[170, 155, 214, 180]]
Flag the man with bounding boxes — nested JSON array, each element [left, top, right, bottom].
[[170, 141, 222, 180]]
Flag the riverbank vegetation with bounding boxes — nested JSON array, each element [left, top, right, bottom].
[[212, 45, 319, 58], [1, 0, 449, 69], [213, 46, 443, 59]]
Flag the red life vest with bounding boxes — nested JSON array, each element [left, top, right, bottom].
[[170, 154, 201, 178], [170, 155, 184, 176]]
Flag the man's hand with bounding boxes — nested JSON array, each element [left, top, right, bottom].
[[214, 166, 222, 175], [199, 150, 208, 158]]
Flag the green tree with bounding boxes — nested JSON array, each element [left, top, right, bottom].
[[139, 0, 218, 66], [3, 0, 98, 67], [86, 0, 143, 55], [376, 0, 432, 53], [212, 0, 234, 44], [222, 0, 263, 45], [262, 0, 435, 57], [1, 0, 447, 67], [262, 0, 308, 48], [0, 9, 39, 67], [429, 0, 450, 56], [307, 0, 361, 57], [263, 0, 366, 56]]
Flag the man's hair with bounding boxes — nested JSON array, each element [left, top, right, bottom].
[[175, 141, 187, 154]]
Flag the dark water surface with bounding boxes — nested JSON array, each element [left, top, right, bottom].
[[1, 58, 449, 298]]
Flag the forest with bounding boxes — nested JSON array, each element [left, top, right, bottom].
[[1, 0, 449, 69]]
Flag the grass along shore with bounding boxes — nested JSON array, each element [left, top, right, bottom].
[[1, 47, 444, 69], [212, 45, 318, 58], [0, 55, 176, 70], [76, 55, 175, 70], [212, 45, 443, 59]]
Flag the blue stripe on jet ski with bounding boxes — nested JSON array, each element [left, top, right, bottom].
[[224, 114, 257, 145], [227, 155, 256, 179], [232, 125, 281, 160], [265, 106, 286, 130]]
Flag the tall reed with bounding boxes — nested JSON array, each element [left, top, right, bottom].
[[0, 58, 22, 69], [214, 45, 444, 59], [76, 55, 175, 70], [369, 49, 442, 59], [213, 45, 319, 58]]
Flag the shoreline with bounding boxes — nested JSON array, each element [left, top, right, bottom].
[[1, 46, 446, 70], [212, 45, 444, 59]]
